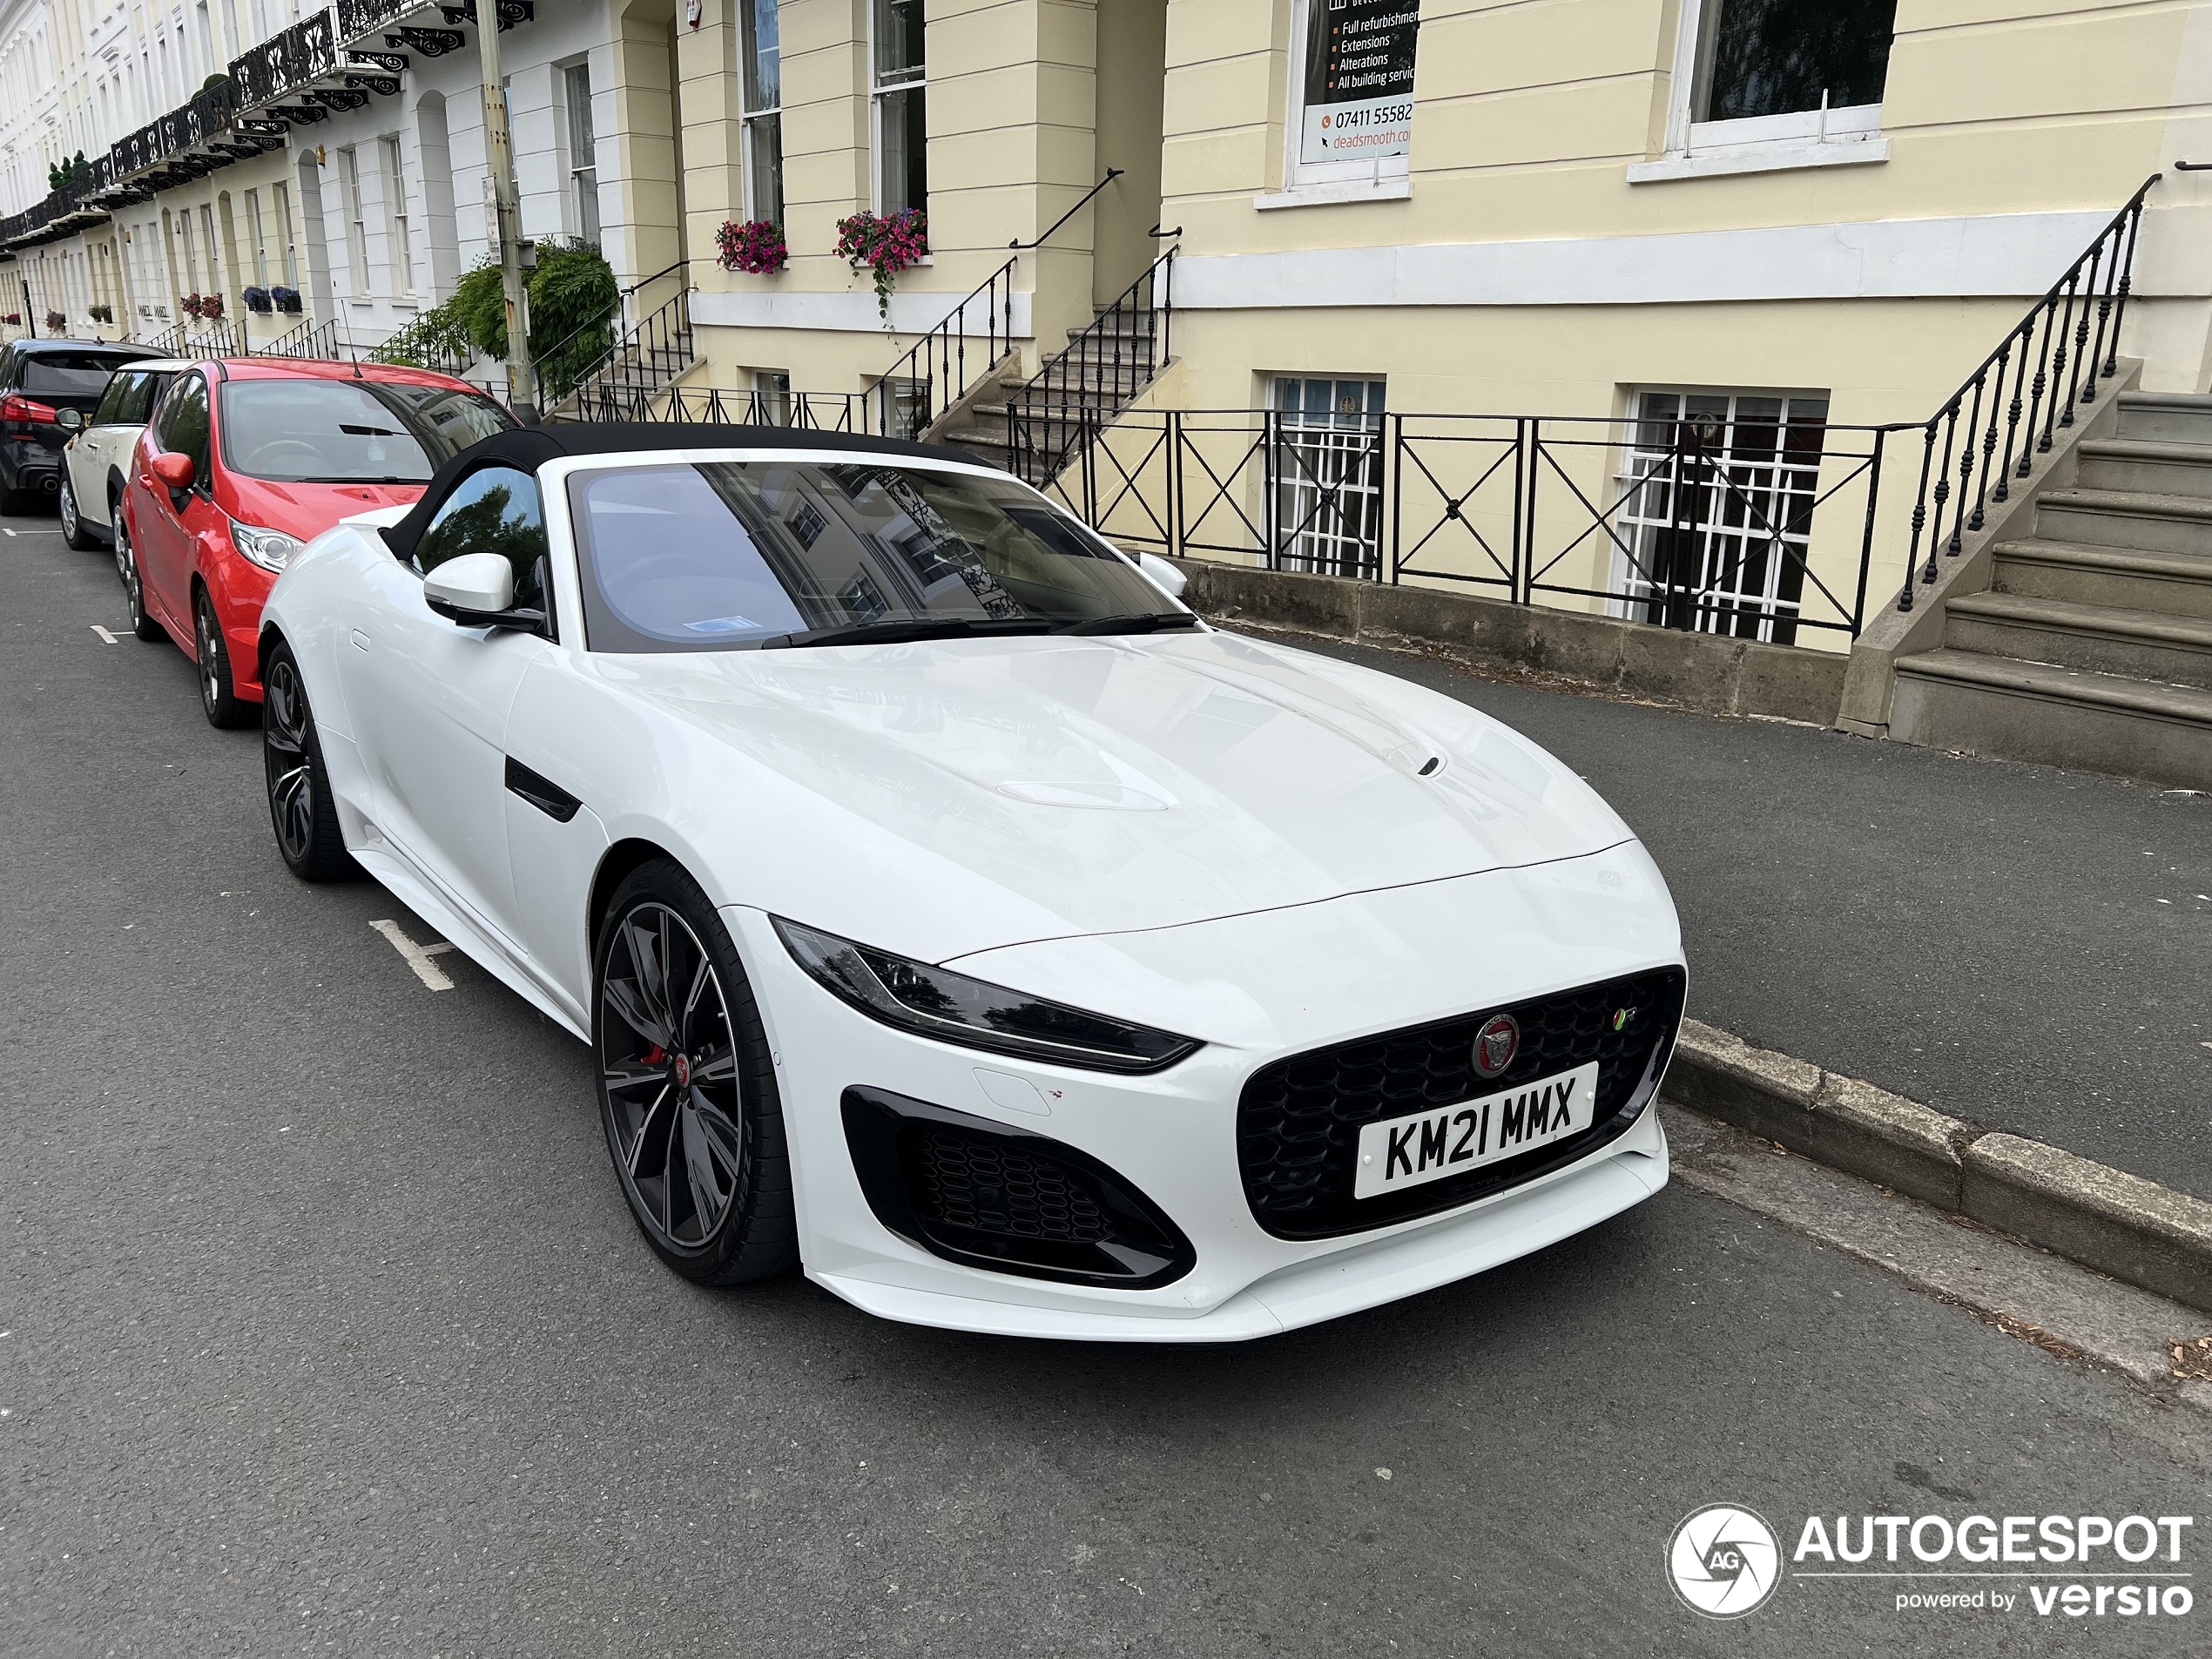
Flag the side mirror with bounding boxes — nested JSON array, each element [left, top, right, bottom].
[[150, 451, 194, 491], [1138, 551, 1189, 601], [423, 550, 519, 624], [56, 407, 83, 432]]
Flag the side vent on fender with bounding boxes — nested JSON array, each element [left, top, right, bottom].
[[504, 757, 583, 823]]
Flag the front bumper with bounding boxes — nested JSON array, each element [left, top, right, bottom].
[[725, 839, 1683, 1343]]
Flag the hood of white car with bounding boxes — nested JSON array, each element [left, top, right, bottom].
[[598, 626, 1635, 960]]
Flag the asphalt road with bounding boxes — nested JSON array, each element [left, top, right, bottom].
[[1271, 633, 2212, 1202], [3, 516, 2208, 1657]]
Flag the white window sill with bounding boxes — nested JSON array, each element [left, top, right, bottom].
[[1628, 136, 1889, 185], [1254, 177, 1412, 212]]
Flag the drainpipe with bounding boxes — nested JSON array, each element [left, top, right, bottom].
[[476, 0, 537, 420]]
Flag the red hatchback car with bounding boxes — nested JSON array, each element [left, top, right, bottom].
[[119, 359, 516, 725]]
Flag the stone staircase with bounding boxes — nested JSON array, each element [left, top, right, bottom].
[[930, 304, 1162, 482], [1889, 391, 2212, 787]]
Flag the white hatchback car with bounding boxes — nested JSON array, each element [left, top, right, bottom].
[[58, 356, 186, 555], [256, 424, 1687, 1341]]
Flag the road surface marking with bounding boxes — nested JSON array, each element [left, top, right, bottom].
[[370, 919, 456, 990], [91, 624, 117, 644]]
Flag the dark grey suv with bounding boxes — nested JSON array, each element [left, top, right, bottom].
[[0, 340, 152, 513]]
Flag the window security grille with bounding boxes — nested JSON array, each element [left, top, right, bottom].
[[1612, 389, 1829, 645], [1271, 377, 1386, 579]]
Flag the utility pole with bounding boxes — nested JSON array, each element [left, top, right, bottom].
[[476, 0, 537, 421]]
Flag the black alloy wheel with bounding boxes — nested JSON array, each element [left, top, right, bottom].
[[194, 586, 252, 729], [116, 515, 162, 642], [58, 471, 93, 550], [261, 641, 356, 881], [595, 861, 797, 1285]]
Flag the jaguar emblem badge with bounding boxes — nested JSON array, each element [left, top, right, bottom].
[[1472, 1013, 1520, 1080]]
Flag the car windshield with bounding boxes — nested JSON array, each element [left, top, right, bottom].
[[568, 459, 1189, 651], [218, 377, 516, 483], [23, 352, 145, 395]]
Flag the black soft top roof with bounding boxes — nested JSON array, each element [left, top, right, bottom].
[[381, 421, 988, 566]]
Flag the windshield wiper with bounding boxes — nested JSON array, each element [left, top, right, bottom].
[[1054, 612, 1203, 636], [759, 617, 1058, 649]]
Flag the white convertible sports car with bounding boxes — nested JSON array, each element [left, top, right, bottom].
[[257, 424, 1686, 1341]]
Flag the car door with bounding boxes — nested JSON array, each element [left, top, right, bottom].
[[343, 464, 556, 948], [71, 369, 139, 528], [135, 371, 208, 633]]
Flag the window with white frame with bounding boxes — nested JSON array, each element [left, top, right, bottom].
[[563, 62, 600, 242], [740, 0, 782, 226], [272, 179, 297, 287], [199, 205, 220, 297], [1280, 0, 1420, 198], [1271, 376, 1387, 579], [339, 145, 368, 293], [754, 368, 791, 425], [244, 187, 266, 287], [1661, 0, 1896, 162], [381, 135, 414, 295], [1610, 388, 1829, 646], [870, 0, 925, 216]]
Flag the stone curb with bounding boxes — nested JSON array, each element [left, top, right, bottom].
[[1664, 1019, 2212, 1313]]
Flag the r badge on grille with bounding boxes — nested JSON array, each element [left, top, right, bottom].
[[1472, 1013, 1520, 1079]]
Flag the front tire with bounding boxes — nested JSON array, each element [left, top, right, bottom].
[[595, 860, 798, 1285], [261, 640, 357, 882], [195, 585, 252, 729], [117, 515, 162, 642], [58, 471, 94, 550]]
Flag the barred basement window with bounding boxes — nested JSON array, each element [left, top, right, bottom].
[[1611, 389, 1829, 646], [1271, 376, 1386, 580]]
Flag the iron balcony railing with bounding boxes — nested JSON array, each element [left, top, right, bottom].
[[1895, 174, 2157, 611], [335, 0, 421, 41], [233, 10, 339, 110]]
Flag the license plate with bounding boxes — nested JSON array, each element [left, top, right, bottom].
[[1353, 1062, 1601, 1199]]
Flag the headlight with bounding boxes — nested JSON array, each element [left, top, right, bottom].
[[229, 518, 305, 574], [772, 918, 1200, 1075]]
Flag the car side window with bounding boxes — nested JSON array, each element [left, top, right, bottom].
[[158, 374, 211, 482], [92, 372, 137, 427], [413, 465, 550, 613]]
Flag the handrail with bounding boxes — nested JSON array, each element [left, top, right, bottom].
[[1006, 244, 1173, 486], [1010, 171, 1122, 251], [529, 259, 689, 405], [1897, 173, 2159, 610], [873, 257, 1017, 439], [620, 258, 686, 299]]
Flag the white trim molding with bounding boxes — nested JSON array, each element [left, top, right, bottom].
[[1171, 211, 2126, 311], [1628, 135, 1889, 185], [1255, 178, 1413, 212], [690, 286, 1034, 339]]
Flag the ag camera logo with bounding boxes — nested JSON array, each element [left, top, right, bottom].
[[1669, 1504, 1782, 1618]]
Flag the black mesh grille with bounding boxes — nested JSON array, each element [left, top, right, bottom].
[[912, 1125, 1113, 1244], [1237, 968, 1685, 1238]]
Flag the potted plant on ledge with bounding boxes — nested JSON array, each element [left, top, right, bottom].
[[243, 287, 273, 315], [716, 219, 788, 277], [270, 286, 302, 315], [834, 208, 927, 321]]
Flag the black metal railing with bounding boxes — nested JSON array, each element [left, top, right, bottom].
[[368, 307, 475, 375], [1897, 174, 2158, 611], [533, 260, 691, 411], [873, 259, 1018, 439], [255, 316, 339, 359], [232, 10, 339, 109], [1021, 407, 1887, 645], [1009, 170, 1122, 251], [1007, 246, 1172, 485], [565, 383, 869, 428], [335, 0, 419, 40]]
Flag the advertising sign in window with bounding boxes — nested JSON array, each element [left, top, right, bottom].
[[1299, 0, 1420, 166]]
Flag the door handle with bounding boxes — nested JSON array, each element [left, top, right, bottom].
[[350, 629, 371, 651]]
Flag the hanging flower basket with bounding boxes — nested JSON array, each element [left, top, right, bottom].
[[271, 286, 302, 315], [242, 287, 273, 315], [44, 309, 64, 332], [3, 314, 19, 327], [198, 293, 226, 320], [179, 293, 205, 319], [716, 219, 788, 276], [88, 303, 112, 324], [834, 209, 928, 320]]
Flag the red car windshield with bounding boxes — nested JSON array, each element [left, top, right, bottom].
[[219, 377, 516, 484]]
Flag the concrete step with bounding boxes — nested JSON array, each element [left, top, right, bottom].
[[2034, 487, 2212, 556], [2075, 436, 2212, 499], [1993, 540, 2212, 619], [1943, 591, 2212, 690], [2114, 391, 2212, 445], [1891, 648, 2212, 787]]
